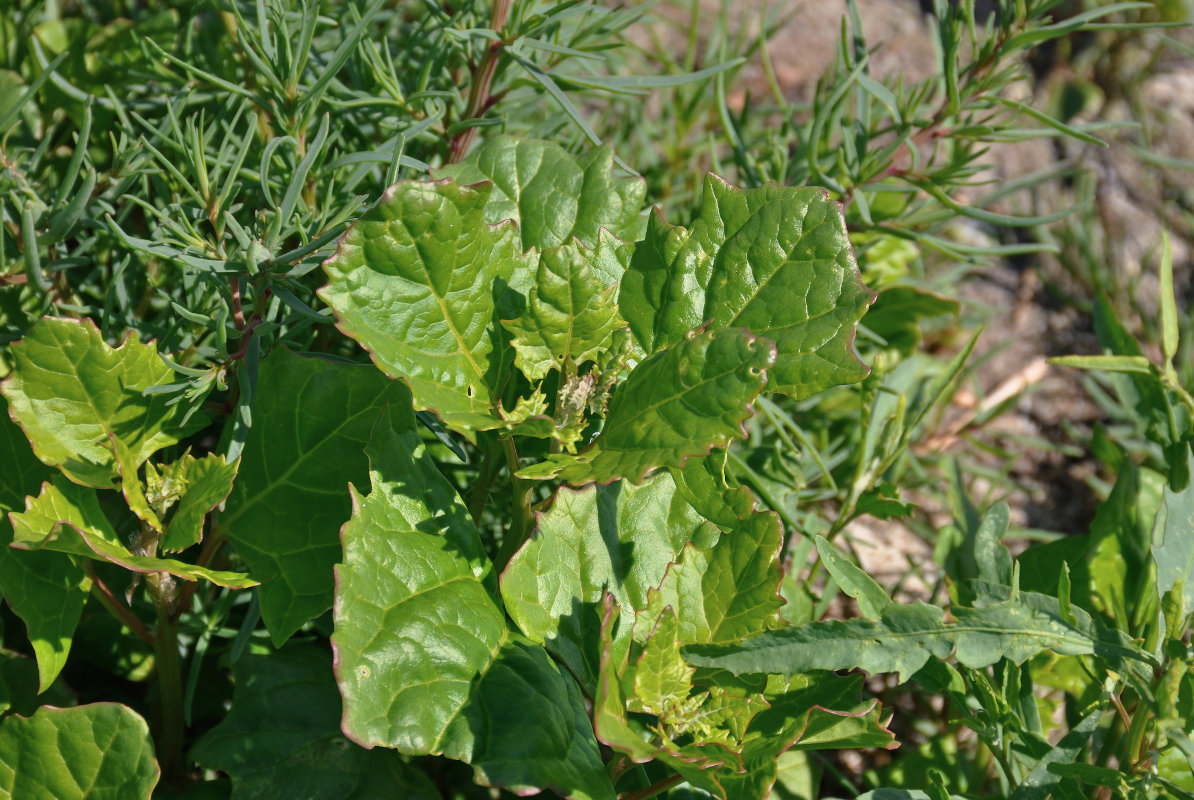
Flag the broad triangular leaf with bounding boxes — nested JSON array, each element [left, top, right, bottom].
[[518, 327, 775, 485], [333, 429, 613, 800], [638, 512, 785, 645], [192, 644, 439, 800], [11, 477, 255, 588], [502, 242, 626, 382], [0, 703, 159, 799], [500, 471, 717, 693], [158, 453, 238, 553], [218, 347, 414, 645], [320, 179, 536, 434], [619, 176, 873, 397], [0, 316, 204, 487], [437, 135, 645, 250]]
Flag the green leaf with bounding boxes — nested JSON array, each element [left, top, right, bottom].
[[864, 286, 959, 355], [0, 703, 159, 799], [11, 478, 255, 589], [638, 512, 785, 645], [618, 176, 873, 397], [192, 644, 438, 800], [218, 348, 414, 646], [670, 450, 757, 530], [436, 135, 645, 250], [682, 588, 1149, 683], [0, 317, 204, 487], [332, 429, 613, 800], [319, 179, 536, 435], [815, 536, 891, 619], [500, 471, 715, 692], [502, 242, 626, 381], [629, 608, 696, 717], [1009, 705, 1105, 800], [1153, 448, 1194, 623], [518, 327, 775, 484], [158, 453, 238, 553]]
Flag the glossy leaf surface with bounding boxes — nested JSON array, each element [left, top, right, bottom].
[[619, 176, 873, 397], [218, 348, 413, 645], [0, 703, 159, 799]]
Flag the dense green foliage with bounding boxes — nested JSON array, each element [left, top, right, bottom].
[[0, 0, 1192, 799]]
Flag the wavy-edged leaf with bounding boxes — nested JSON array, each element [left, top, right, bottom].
[[500, 471, 716, 693], [0, 316, 204, 487], [502, 242, 626, 382], [670, 449, 757, 530], [192, 644, 438, 800], [436, 135, 645, 250], [683, 589, 1150, 683], [333, 429, 612, 800], [158, 453, 238, 553], [0, 703, 159, 799], [11, 478, 255, 589], [0, 397, 85, 692], [320, 179, 535, 435], [638, 511, 784, 645], [218, 348, 414, 646], [518, 327, 775, 485], [619, 176, 873, 398]]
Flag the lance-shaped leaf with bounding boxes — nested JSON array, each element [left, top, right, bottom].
[[0, 316, 204, 487], [1153, 449, 1194, 623], [218, 348, 414, 645], [638, 511, 784, 645], [519, 327, 775, 485], [683, 588, 1149, 683], [500, 471, 717, 693], [333, 429, 612, 800], [11, 478, 255, 588], [320, 179, 536, 434], [619, 176, 873, 398], [0, 703, 159, 799], [502, 242, 626, 382], [437, 135, 646, 250], [0, 397, 86, 692], [192, 644, 439, 800], [158, 453, 238, 553]]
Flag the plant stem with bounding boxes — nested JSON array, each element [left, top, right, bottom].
[[448, 0, 512, 162], [86, 563, 154, 646], [618, 774, 685, 800], [494, 435, 532, 570], [153, 592, 185, 779]]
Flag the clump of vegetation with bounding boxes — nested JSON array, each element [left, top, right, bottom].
[[0, 1, 1191, 799]]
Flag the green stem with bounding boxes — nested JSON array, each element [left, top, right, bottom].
[[495, 436, 533, 570], [448, 0, 512, 162], [152, 584, 185, 779]]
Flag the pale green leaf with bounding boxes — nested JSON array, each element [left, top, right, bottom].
[[500, 471, 716, 692], [159, 453, 238, 553], [0, 316, 204, 487], [218, 348, 414, 645], [815, 536, 891, 618], [0, 703, 159, 799], [630, 608, 695, 717], [619, 176, 873, 397], [319, 180, 536, 434], [638, 512, 784, 645], [1153, 450, 1194, 623], [332, 429, 612, 800], [436, 135, 645, 250], [518, 327, 775, 484], [192, 644, 438, 800], [502, 242, 626, 381], [11, 478, 255, 589]]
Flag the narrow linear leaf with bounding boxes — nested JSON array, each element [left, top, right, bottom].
[[815, 536, 891, 619], [518, 327, 775, 485], [218, 347, 415, 645]]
